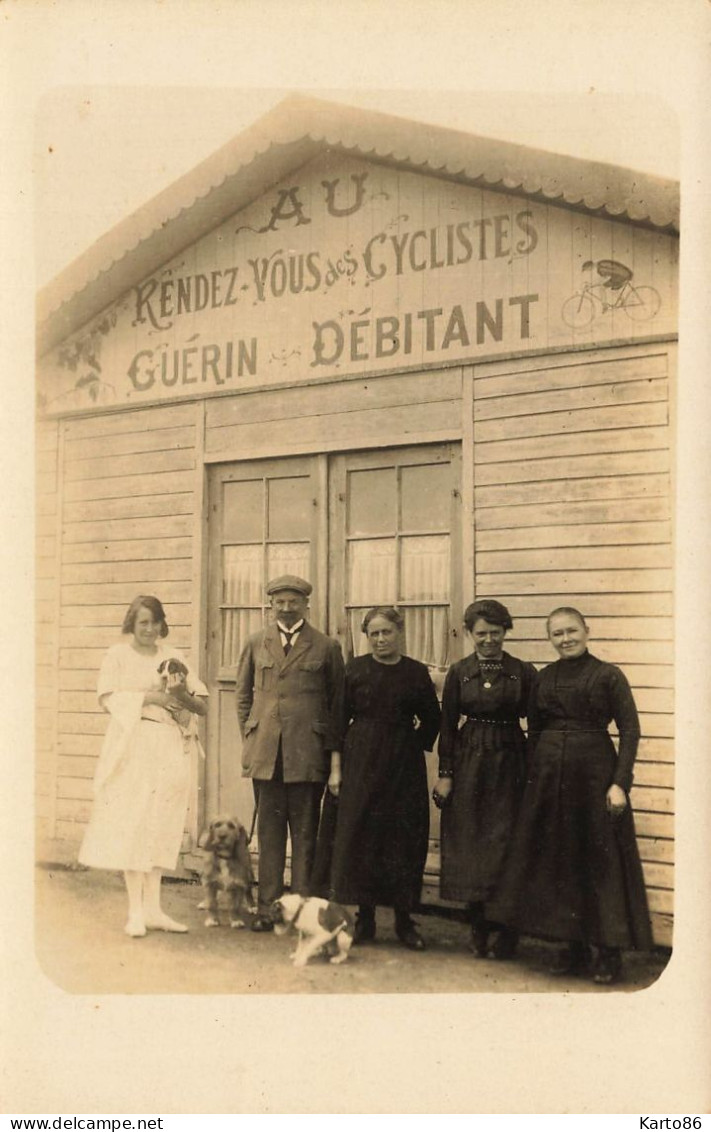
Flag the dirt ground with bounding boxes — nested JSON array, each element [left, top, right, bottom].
[[34, 863, 668, 996]]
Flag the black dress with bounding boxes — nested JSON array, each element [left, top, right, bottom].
[[322, 654, 441, 911], [491, 651, 653, 950], [438, 651, 538, 904]]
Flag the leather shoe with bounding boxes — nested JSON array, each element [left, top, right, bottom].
[[250, 914, 274, 933], [397, 924, 426, 951], [490, 927, 518, 961], [549, 941, 589, 976], [592, 948, 621, 985], [353, 918, 376, 945], [468, 926, 489, 958]]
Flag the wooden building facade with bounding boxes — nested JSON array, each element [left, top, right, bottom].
[[36, 97, 678, 945]]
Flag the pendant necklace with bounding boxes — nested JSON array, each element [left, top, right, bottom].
[[479, 658, 503, 690]]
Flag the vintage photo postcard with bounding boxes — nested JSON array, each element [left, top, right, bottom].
[[2, 0, 710, 1116]]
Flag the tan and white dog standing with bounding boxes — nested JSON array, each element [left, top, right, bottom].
[[271, 894, 355, 967]]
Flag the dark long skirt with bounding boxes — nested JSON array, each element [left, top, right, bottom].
[[315, 717, 429, 911], [440, 719, 526, 903], [491, 727, 653, 949]]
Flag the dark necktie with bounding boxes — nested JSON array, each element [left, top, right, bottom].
[[282, 630, 294, 655]]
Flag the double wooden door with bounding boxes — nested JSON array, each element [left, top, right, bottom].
[[205, 443, 462, 842]]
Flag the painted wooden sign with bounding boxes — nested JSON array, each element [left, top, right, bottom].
[[37, 155, 678, 416]]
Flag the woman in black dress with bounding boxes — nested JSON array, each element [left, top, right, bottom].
[[327, 606, 441, 950], [492, 607, 653, 984], [433, 599, 537, 959]]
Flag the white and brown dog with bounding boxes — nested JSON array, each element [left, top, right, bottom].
[[199, 816, 257, 928], [271, 894, 355, 967], [156, 657, 192, 729]]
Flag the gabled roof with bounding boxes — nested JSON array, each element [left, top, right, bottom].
[[37, 94, 680, 356]]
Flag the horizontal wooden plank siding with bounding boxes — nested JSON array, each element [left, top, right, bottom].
[[474, 378, 668, 422], [60, 603, 193, 628], [35, 419, 61, 844], [62, 538, 193, 564], [64, 469, 196, 503], [477, 474, 669, 510], [60, 581, 194, 607], [472, 344, 674, 946], [476, 448, 670, 488], [510, 638, 671, 669], [208, 400, 460, 459], [475, 400, 668, 444], [63, 492, 194, 524], [63, 425, 195, 463], [474, 352, 668, 398], [478, 545, 672, 573], [478, 521, 672, 551], [477, 425, 669, 465], [58, 713, 108, 735], [205, 368, 463, 458], [46, 402, 200, 858], [478, 569, 673, 596], [63, 402, 197, 439], [507, 616, 672, 641], [65, 448, 195, 482], [477, 496, 671, 532]]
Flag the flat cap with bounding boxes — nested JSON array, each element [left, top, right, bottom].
[[266, 574, 313, 597]]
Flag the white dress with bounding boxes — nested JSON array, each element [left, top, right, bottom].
[[78, 640, 208, 872]]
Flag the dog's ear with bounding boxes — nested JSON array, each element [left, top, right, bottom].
[[198, 821, 216, 851], [157, 660, 168, 676], [233, 823, 255, 881]]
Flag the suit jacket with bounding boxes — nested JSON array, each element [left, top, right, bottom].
[[235, 622, 346, 783]]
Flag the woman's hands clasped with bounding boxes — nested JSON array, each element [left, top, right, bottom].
[[143, 680, 207, 717]]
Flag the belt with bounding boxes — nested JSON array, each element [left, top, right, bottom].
[[465, 716, 519, 725], [352, 716, 414, 724], [543, 723, 606, 733]]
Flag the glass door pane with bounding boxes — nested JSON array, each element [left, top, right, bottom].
[[401, 462, 451, 530], [335, 446, 459, 668], [213, 464, 317, 673]]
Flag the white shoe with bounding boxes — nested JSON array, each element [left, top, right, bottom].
[[144, 913, 188, 933], [124, 918, 147, 938]]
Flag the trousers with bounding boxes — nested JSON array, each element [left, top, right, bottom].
[[254, 751, 324, 912]]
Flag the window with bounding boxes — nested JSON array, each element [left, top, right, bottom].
[[330, 445, 461, 668], [210, 459, 318, 675]]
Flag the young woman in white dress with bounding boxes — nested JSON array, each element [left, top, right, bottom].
[[79, 595, 207, 937]]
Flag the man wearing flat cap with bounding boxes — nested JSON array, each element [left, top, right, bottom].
[[236, 575, 345, 930]]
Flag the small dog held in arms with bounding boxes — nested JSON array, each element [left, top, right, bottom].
[[157, 657, 192, 729], [199, 817, 257, 928], [157, 657, 206, 761], [271, 894, 355, 967]]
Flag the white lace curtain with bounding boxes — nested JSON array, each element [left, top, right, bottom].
[[221, 542, 309, 666], [220, 534, 451, 668], [347, 534, 450, 667], [348, 607, 450, 667]]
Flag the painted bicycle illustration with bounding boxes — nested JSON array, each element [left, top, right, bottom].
[[561, 259, 661, 329]]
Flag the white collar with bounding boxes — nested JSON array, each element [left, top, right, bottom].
[[277, 619, 304, 636]]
